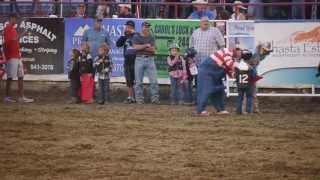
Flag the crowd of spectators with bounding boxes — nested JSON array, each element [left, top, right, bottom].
[[0, 0, 318, 20]]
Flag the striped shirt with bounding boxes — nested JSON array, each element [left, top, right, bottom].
[[189, 27, 225, 64], [211, 48, 237, 77]]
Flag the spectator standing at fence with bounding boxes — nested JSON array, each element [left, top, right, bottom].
[[79, 42, 94, 104], [189, 16, 225, 65], [118, 4, 136, 18], [3, 13, 34, 103], [93, 43, 112, 104], [116, 20, 137, 104], [167, 43, 187, 105], [82, 18, 112, 58], [132, 22, 160, 104], [184, 47, 198, 105], [188, 0, 216, 20], [230, 1, 247, 20], [67, 48, 81, 104], [74, 2, 88, 18], [96, 0, 108, 18]]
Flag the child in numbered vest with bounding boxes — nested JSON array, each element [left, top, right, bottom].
[[93, 44, 113, 105], [167, 43, 187, 105], [67, 48, 81, 104], [79, 43, 94, 104], [184, 47, 198, 105], [235, 50, 256, 114]]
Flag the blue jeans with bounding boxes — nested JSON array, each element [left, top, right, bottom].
[[70, 78, 80, 99], [184, 77, 197, 103], [134, 56, 159, 102], [184, 79, 193, 103], [98, 79, 110, 103], [236, 87, 253, 114], [170, 77, 184, 103], [196, 58, 226, 113]]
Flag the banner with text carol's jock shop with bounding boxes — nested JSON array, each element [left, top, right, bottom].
[[147, 20, 226, 78], [0, 18, 64, 74]]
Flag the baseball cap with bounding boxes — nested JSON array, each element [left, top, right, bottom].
[[125, 20, 135, 28], [142, 21, 151, 27]]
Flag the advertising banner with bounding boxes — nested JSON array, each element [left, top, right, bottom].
[[64, 18, 143, 77], [147, 20, 226, 78], [255, 22, 320, 87], [0, 18, 64, 74], [227, 21, 255, 52]]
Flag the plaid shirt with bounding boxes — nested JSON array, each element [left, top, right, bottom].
[[189, 27, 225, 64]]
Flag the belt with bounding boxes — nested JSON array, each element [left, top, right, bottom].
[[136, 55, 153, 58]]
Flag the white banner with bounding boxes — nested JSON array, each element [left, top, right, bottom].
[[255, 22, 320, 87]]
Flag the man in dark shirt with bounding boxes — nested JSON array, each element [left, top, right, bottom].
[[116, 20, 137, 103], [132, 21, 160, 104]]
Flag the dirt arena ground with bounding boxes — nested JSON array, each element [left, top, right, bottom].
[[0, 82, 320, 180]]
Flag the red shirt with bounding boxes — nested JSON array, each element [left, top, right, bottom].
[[4, 23, 21, 60]]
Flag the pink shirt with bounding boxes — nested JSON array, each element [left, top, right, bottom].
[[167, 55, 187, 79]]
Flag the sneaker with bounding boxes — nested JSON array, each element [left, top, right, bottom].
[[198, 111, 210, 117], [18, 96, 34, 103], [67, 97, 80, 104], [98, 100, 105, 105], [4, 97, 16, 103], [151, 99, 160, 105], [216, 110, 230, 115], [123, 97, 135, 104], [136, 100, 144, 105]]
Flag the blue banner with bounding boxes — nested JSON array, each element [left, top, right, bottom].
[[64, 18, 143, 77]]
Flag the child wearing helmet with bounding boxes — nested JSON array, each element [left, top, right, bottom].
[[167, 43, 187, 105], [234, 50, 256, 114], [184, 47, 198, 105]]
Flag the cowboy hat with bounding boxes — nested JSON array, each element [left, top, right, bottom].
[[119, 4, 132, 9], [192, 0, 208, 5], [233, 1, 247, 10]]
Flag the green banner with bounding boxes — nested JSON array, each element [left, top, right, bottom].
[[147, 20, 200, 78]]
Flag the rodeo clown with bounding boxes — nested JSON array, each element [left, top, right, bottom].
[[196, 47, 245, 116]]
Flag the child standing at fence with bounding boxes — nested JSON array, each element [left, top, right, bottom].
[[235, 52, 256, 114], [67, 48, 81, 104], [79, 43, 94, 104], [184, 47, 198, 105], [167, 43, 187, 105], [93, 44, 112, 105]]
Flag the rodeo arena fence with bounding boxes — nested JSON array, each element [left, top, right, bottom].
[[0, 1, 319, 97]]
